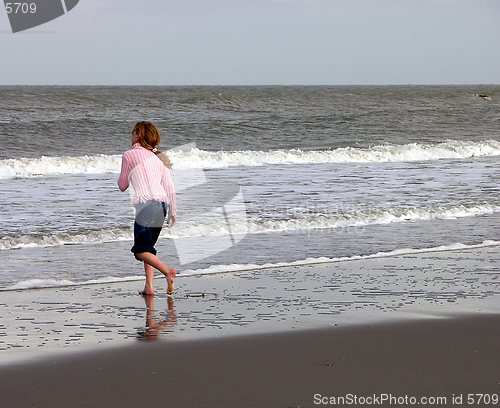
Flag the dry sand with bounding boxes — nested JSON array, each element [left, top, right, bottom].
[[0, 314, 499, 408], [1, 245, 499, 407]]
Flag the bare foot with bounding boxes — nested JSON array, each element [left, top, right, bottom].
[[166, 268, 176, 295], [140, 286, 155, 296]]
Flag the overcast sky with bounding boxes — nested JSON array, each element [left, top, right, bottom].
[[1, 0, 499, 85]]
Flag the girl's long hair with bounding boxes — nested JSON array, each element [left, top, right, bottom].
[[132, 121, 173, 169]]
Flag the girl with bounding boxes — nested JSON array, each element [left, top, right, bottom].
[[118, 121, 177, 296]]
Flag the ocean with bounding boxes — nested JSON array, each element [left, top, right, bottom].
[[0, 85, 499, 291]]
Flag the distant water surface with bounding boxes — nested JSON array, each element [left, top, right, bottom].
[[0, 85, 498, 290]]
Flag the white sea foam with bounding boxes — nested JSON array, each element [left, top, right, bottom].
[[1, 203, 498, 250], [4, 276, 145, 291], [1, 139, 499, 179], [0, 228, 133, 251], [0, 154, 122, 180], [179, 239, 500, 277], [2, 240, 498, 291]]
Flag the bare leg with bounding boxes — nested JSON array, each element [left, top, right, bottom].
[[135, 252, 176, 294], [142, 262, 155, 296]]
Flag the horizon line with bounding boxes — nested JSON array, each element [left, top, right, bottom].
[[1, 83, 499, 87]]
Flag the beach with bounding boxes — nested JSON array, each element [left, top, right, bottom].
[[1, 314, 500, 408], [1, 85, 499, 407], [1, 245, 500, 407], [2, 0, 500, 401]]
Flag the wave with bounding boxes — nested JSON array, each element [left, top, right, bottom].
[[1, 139, 499, 179], [0, 227, 133, 251], [179, 239, 500, 277], [3, 276, 145, 291], [0, 154, 122, 180], [3, 239, 499, 291], [1, 203, 498, 250]]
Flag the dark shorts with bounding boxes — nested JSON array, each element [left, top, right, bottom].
[[131, 200, 168, 261]]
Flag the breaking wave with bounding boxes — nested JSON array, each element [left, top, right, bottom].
[[1, 203, 498, 250], [3, 240, 499, 291], [1, 139, 499, 179]]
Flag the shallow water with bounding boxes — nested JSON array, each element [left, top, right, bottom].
[[0, 85, 499, 290]]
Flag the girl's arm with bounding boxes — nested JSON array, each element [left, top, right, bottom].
[[117, 154, 130, 191], [161, 167, 177, 224]]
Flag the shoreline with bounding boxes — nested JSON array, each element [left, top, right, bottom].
[[1, 313, 499, 407], [1, 244, 499, 367], [1, 244, 499, 407], [2, 239, 498, 293]]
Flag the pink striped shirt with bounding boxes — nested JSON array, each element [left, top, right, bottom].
[[118, 143, 176, 216]]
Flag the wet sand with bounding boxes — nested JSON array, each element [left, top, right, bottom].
[[1, 314, 500, 408], [1, 246, 499, 406], [1, 245, 499, 364]]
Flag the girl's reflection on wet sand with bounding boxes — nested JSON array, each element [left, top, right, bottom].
[[137, 295, 177, 341]]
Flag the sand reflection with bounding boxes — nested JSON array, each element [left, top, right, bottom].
[[137, 295, 177, 341]]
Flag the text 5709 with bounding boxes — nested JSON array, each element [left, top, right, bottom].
[[464, 394, 499, 405], [5, 2, 37, 14]]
